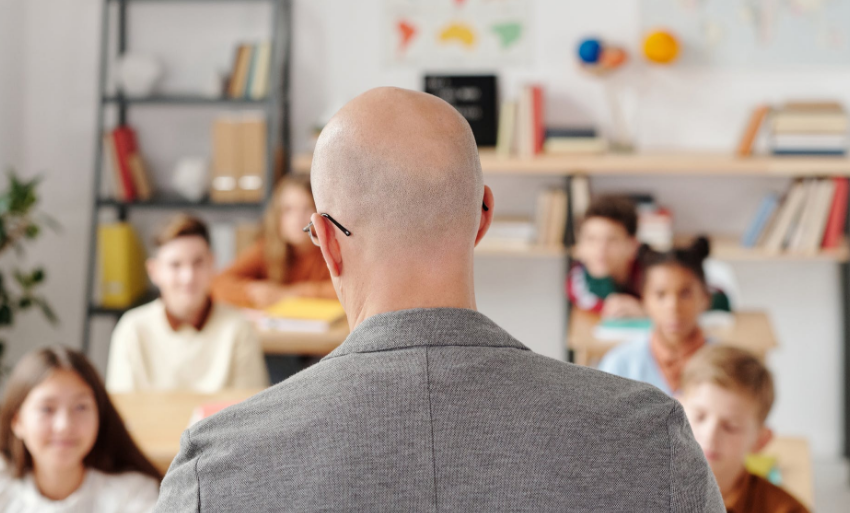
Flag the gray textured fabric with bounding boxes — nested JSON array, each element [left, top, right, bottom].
[[155, 308, 724, 512]]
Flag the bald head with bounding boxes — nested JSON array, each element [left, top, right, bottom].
[[311, 87, 484, 254]]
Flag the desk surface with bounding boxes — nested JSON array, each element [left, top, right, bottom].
[[568, 309, 778, 365], [761, 436, 814, 510], [111, 389, 265, 474], [258, 320, 350, 356]]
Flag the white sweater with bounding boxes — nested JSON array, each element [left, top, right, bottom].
[[0, 465, 159, 513], [106, 299, 269, 393]]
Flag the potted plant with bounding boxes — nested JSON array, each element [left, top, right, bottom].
[[0, 171, 58, 366]]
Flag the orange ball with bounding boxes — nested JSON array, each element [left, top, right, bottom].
[[644, 30, 679, 64], [600, 47, 628, 69]]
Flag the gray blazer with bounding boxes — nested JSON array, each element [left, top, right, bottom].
[[156, 308, 723, 512]]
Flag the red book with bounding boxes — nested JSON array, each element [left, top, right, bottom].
[[531, 85, 545, 154], [111, 126, 138, 202], [822, 177, 848, 249]]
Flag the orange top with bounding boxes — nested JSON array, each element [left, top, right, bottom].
[[211, 240, 333, 308], [725, 472, 809, 513]]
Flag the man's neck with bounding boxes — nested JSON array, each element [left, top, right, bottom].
[[343, 257, 476, 330], [610, 260, 633, 285], [34, 463, 86, 501]]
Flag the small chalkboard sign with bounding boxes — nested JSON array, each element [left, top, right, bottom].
[[424, 75, 498, 147]]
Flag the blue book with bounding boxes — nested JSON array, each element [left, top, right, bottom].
[[545, 127, 597, 139], [741, 194, 779, 248]]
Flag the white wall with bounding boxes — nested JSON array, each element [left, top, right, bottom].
[[0, 0, 845, 458]]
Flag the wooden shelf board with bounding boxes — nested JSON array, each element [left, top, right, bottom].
[[292, 151, 850, 177]]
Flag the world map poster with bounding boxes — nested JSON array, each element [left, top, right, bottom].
[[384, 0, 532, 67]]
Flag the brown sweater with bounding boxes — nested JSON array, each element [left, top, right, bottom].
[[725, 472, 810, 513], [211, 240, 334, 308]]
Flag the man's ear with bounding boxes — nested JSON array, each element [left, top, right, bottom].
[[752, 425, 774, 454], [313, 214, 343, 277], [474, 185, 495, 247]]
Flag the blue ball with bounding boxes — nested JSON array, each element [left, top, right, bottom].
[[578, 39, 603, 64]]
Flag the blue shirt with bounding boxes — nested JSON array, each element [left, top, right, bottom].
[[597, 337, 673, 395], [598, 336, 715, 396]]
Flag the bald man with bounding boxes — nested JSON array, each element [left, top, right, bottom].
[[156, 88, 723, 512]]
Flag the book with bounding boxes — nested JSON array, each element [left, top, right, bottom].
[[110, 127, 139, 202], [741, 194, 779, 248], [545, 127, 597, 138], [262, 298, 346, 333], [822, 178, 849, 249], [762, 180, 807, 253], [771, 112, 848, 133], [637, 207, 673, 251], [479, 218, 536, 251], [496, 101, 516, 157], [517, 86, 533, 158], [103, 133, 128, 202], [250, 41, 271, 99], [772, 133, 848, 149], [771, 149, 846, 156], [546, 188, 568, 247], [593, 317, 653, 341], [243, 44, 259, 99], [544, 137, 608, 154], [228, 44, 253, 99], [238, 113, 267, 203], [98, 223, 147, 308], [535, 189, 554, 246], [787, 179, 818, 251], [531, 85, 545, 155], [737, 105, 770, 157], [123, 127, 153, 201], [802, 179, 836, 253], [211, 116, 242, 203]]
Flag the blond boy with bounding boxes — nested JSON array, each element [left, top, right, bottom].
[[681, 345, 809, 513]]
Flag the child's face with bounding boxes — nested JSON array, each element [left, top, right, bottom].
[[148, 236, 214, 318], [12, 369, 99, 473], [279, 186, 316, 247], [576, 217, 637, 279], [682, 382, 771, 486], [643, 264, 709, 344]]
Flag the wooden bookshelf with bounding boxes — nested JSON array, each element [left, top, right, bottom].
[[477, 235, 849, 262], [293, 151, 850, 177]]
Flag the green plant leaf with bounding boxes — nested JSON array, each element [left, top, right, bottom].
[[31, 268, 45, 284], [18, 297, 32, 309], [33, 298, 58, 324], [0, 305, 13, 326], [24, 224, 39, 239]]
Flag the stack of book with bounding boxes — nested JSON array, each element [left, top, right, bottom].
[[534, 188, 569, 247], [260, 298, 346, 333], [103, 125, 153, 202], [635, 197, 674, 251], [225, 41, 272, 100], [543, 128, 607, 155], [743, 178, 849, 254], [770, 102, 848, 156], [496, 84, 545, 158], [210, 113, 267, 203]]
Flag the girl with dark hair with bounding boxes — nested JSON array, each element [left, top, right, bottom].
[[0, 346, 160, 512], [598, 237, 715, 396]]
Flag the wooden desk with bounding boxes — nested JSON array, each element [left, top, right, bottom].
[[258, 320, 350, 356], [568, 309, 778, 366], [111, 389, 265, 474], [760, 436, 814, 510]]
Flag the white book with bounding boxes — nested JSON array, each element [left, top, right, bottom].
[[803, 179, 837, 253], [788, 180, 819, 251], [762, 181, 808, 253], [496, 101, 516, 157]]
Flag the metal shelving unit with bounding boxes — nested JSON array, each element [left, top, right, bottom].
[[82, 0, 292, 351]]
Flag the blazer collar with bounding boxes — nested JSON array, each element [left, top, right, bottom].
[[324, 308, 529, 360]]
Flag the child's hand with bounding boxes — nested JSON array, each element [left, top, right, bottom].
[[247, 282, 291, 308], [601, 294, 645, 319]]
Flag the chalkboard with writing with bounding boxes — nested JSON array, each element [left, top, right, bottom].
[[424, 75, 497, 147]]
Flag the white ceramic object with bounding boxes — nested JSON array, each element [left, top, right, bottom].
[[116, 54, 163, 97], [172, 158, 209, 202]]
